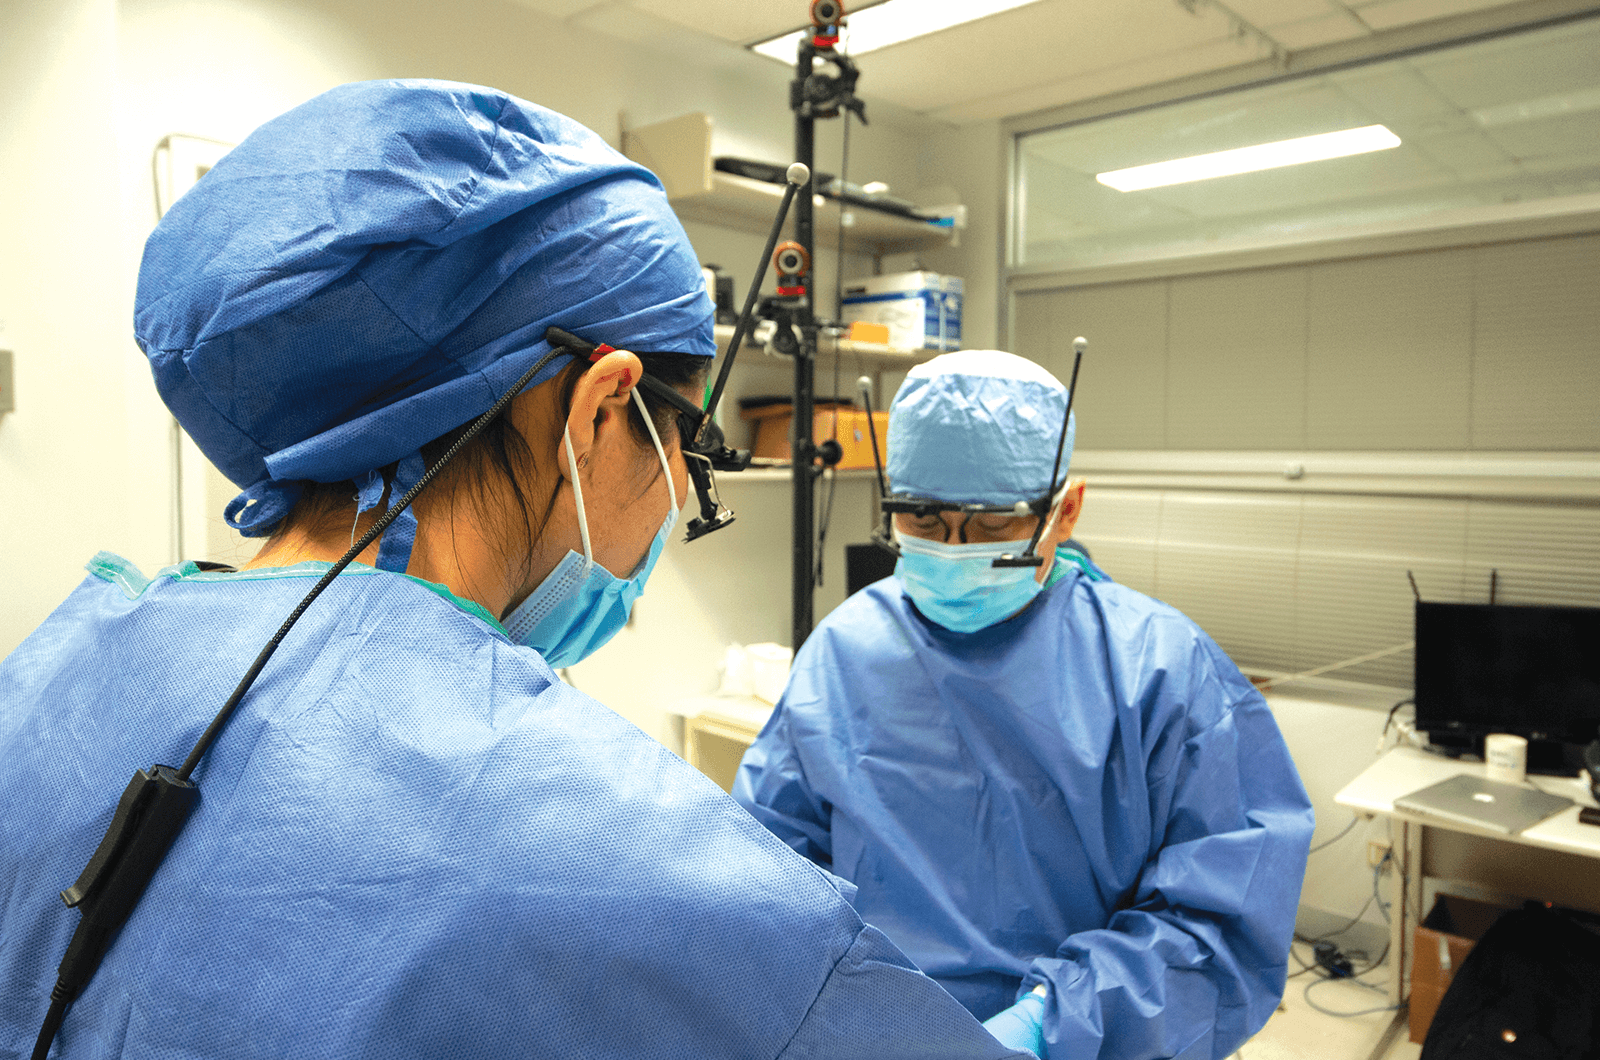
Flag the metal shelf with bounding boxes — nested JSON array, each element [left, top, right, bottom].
[[622, 113, 963, 256], [713, 323, 941, 368]]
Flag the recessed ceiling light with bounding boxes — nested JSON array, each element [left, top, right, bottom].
[[750, 0, 1047, 63], [1096, 125, 1403, 192]]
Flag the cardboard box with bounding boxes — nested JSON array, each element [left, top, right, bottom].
[[840, 271, 963, 351], [740, 402, 889, 470], [1410, 895, 1513, 1044]]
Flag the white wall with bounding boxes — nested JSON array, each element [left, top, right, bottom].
[[1269, 694, 1397, 937], [0, 0, 173, 656]]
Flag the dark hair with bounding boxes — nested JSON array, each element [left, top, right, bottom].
[[265, 350, 710, 584]]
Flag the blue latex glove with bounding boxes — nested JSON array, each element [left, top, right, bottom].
[[983, 987, 1046, 1055]]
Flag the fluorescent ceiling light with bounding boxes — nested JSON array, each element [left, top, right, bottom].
[[1473, 84, 1600, 127], [751, 0, 1047, 62], [1096, 125, 1402, 192]]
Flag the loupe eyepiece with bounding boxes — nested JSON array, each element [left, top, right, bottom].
[[871, 523, 900, 558], [992, 553, 1045, 568], [683, 451, 737, 541]]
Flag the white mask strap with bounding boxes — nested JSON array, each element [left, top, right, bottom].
[[631, 385, 677, 515], [1039, 482, 1069, 543], [563, 425, 593, 568]]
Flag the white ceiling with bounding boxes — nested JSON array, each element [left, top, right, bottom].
[[504, 0, 1598, 123]]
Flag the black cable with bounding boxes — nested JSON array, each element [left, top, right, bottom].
[[1302, 975, 1398, 1018], [1290, 851, 1395, 1001], [1297, 898, 1377, 945], [1307, 814, 1360, 855], [1380, 696, 1414, 745], [180, 348, 559, 778], [30, 988, 69, 1060], [1287, 940, 1321, 979]]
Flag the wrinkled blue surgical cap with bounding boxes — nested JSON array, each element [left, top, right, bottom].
[[886, 350, 1075, 506], [135, 78, 714, 570]]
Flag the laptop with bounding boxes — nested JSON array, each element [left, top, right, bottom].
[[1394, 773, 1574, 834]]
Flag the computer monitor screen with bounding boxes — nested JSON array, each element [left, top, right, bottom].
[[1415, 601, 1600, 746], [845, 543, 898, 598]]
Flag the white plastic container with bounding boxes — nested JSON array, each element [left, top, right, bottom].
[[746, 643, 794, 706], [840, 271, 963, 351], [1484, 733, 1528, 784]]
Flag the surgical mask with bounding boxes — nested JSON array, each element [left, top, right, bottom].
[[891, 482, 1072, 633], [503, 387, 678, 667], [894, 532, 1046, 633]]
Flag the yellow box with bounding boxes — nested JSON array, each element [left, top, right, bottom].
[[740, 403, 888, 469], [847, 320, 891, 345]]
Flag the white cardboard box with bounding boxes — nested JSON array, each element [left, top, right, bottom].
[[841, 271, 963, 351]]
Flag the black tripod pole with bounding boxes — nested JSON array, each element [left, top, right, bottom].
[[790, 35, 819, 651]]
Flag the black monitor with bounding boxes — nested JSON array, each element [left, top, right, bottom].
[[1415, 601, 1600, 772], [845, 543, 898, 598]]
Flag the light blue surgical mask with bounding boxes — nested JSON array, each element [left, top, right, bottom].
[[894, 531, 1046, 633], [503, 388, 678, 667]]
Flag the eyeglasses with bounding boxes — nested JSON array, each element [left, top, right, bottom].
[[890, 500, 1052, 545], [544, 326, 748, 541]]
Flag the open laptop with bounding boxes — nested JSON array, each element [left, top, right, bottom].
[[1394, 773, 1574, 834]]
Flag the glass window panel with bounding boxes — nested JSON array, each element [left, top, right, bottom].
[[1015, 17, 1600, 267]]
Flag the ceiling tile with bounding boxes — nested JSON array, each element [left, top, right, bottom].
[[1412, 17, 1600, 110], [1410, 128, 1515, 173], [930, 37, 1273, 122], [1351, 0, 1519, 33], [1224, 0, 1342, 25], [1267, 11, 1371, 48], [627, 0, 806, 43], [501, 0, 613, 18], [1334, 63, 1461, 127], [1486, 110, 1600, 162], [853, 0, 1247, 117]]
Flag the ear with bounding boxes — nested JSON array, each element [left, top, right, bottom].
[[559, 349, 644, 482], [1043, 479, 1086, 547]]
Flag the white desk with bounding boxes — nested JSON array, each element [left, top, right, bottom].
[[1334, 747, 1600, 1008], [671, 695, 776, 793]]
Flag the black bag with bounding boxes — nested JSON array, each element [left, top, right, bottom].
[[1420, 902, 1600, 1059]]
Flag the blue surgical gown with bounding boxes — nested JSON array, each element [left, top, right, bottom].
[[734, 565, 1314, 1060], [0, 554, 1028, 1060]]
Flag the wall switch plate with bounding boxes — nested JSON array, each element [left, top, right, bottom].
[[0, 350, 13, 416]]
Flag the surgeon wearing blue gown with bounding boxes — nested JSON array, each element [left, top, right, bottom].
[[734, 350, 1315, 1059], [0, 81, 1031, 1060]]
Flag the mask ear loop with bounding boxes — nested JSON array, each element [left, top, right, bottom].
[[1039, 480, 1070, 543], [1032, 481, 1072, 574], [563, 426, 594, 571], [631, 386, 677, 514]]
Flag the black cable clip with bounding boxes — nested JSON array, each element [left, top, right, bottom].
[[54, 765, 200, 1002]]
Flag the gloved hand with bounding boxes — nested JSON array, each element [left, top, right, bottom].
[[983, 985, 1046, 1055]]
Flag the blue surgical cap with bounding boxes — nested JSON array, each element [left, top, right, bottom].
[[886, 350, 1075, 506], [135, 78, 714, 563]]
